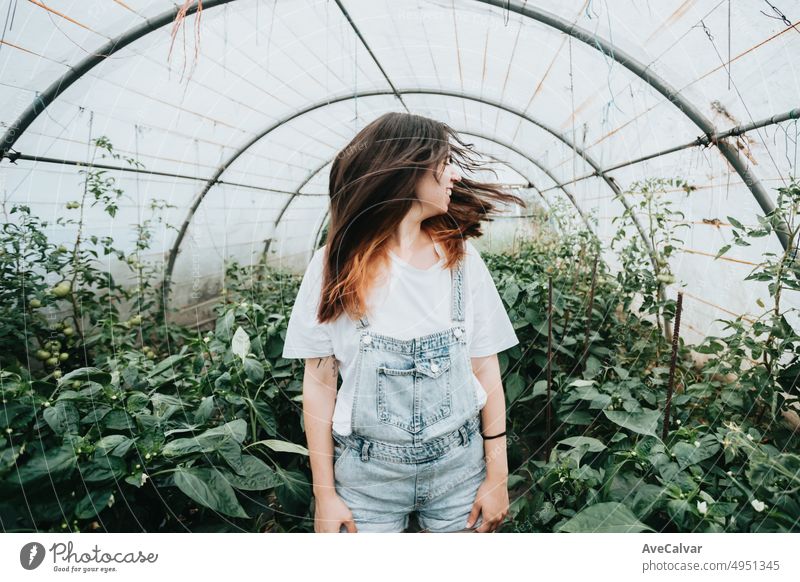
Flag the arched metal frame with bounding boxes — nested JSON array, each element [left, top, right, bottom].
[[166, 88, 646, 300], [263, 126, 594, 266], [284, 127, 595, 265], [480, 0, 787, 249], [0, 0, 790, 306], [280, 134, 566, 267]]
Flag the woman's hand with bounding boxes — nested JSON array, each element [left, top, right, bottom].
[[465, 474, 509, 532], [314, 493, 357, 533]]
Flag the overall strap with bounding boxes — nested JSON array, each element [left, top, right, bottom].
[[451, 254, 465, 323]]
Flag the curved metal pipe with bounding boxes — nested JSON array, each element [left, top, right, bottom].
[[164, 88, 650, 302], [475, 0, 786, 249], [262, 131, 594, 264]]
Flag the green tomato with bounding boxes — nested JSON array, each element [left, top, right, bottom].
[[46, 357, 58, 367], [656, 273, 676, 284], [52, 282, 71, 298], [129, 315, 142, 326], [57, 245, 68, 253], [59, 352, 69, 361], [63, 326, 75, 336], [29, 298, 42, 308], [53, 370, 62, 380], [36, 349, 51, 361]]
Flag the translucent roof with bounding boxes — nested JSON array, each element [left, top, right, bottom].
[[2, 0, 799, 341]]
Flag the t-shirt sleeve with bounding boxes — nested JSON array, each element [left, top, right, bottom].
[[281, 248, 335, 359], [468, 242, 520, 358]]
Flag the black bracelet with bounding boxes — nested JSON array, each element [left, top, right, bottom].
[[482, 431, 506, 440]]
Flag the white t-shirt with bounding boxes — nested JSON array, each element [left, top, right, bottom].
[[281, 240, 520, 435]]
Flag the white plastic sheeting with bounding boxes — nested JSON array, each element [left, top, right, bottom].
[[1, 0, 798, 341]]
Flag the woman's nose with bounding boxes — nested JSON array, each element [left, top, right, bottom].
[[449, 166, 461, 184]]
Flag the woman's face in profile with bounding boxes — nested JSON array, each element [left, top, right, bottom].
[[414, 150, 461, 218]]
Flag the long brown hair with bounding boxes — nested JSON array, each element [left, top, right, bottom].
[[318, 112, 526, 325]]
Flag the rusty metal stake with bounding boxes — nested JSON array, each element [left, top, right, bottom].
[[546, 276, 554, 459], [662, 292, 683, 442], [581, 253, 599, 369]]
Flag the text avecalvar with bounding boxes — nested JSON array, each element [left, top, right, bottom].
[[642, 544, 702, 554]]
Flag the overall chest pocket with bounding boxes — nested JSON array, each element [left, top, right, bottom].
[[376, 355, 452, 434]]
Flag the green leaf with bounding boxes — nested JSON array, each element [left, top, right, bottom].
[[194, 396, 216, 424], [714, 244, 732, 259], [213, 456, 281, 491], [101, 410, 134, 431], [202, 419, 247, 444], [242, 357, 265, 384], [672, 436, 720, 470], [163, 418, 248, 458], [10, 443, 77, 487], [94, 434, 135, 457], [502, 283, 520, 307], [273, 466, 311, 516], [727, 216, 745, 230], [215, 309, 236, 341], [58, 367, 111, 386], [216, 437, 246, 475], [251, 400, 278, 436], [248, 439, 308, 455], [557, 436, 607, 453], [569, 379, 595, 388], [43, 401, 80, 436], [231, 326, 251, 360], [82, 455, 127, 485], [505, 373, 525, 403], [147, 354, 189, 380], [556, 502, 653, 532], [75, 489, 114, 519], [173, 466, 249, 518], [603, 408, 662, 438], [150, 393, 183, 421]]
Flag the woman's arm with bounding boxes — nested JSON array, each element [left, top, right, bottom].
[[466, 353, 510, 532], [303, 356, 338, 498], [303, 355, 356, 532], [472, 354, 508, 480]]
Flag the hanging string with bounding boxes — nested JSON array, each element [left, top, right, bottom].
[[727, 0, 731, 90], [134, 123, 142, 228], [167, 0, 204, 84], [699, 20, 734, 103], [265, 0, 276, 72], [353, 24, 358, 131], [585, 0, 598, 20], [760, 0, 800, 34], [568, 35, 578, 188], [697, 19, 787, 185], [775, 119, 798, 174], [223, 4, 228, 72], [0, 0, 18, 59]]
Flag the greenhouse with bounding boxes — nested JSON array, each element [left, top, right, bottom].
[[1, 0, 799, 535]]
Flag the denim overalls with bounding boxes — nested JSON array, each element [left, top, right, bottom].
[[332, 253, 486, 532]]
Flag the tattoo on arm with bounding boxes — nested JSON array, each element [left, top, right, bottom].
[[315, 355, 338, 379]]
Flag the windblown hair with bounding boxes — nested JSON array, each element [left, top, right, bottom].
[[318, 111, 526, 325]]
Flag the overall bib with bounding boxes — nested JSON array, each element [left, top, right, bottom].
[[332, 254, 487, 532]]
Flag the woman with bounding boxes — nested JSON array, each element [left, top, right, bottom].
[[282, 112, 526, 533]]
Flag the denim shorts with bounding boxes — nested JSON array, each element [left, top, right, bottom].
[[333, 416, 486, 533]]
